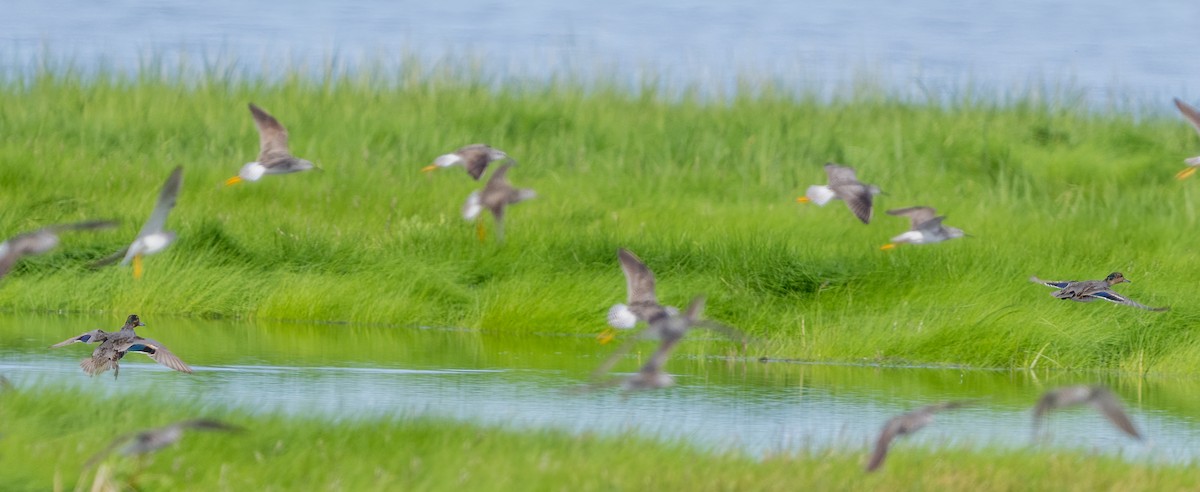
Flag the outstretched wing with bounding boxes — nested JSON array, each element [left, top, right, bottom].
[[886, 207, 938, 229], [1174, 98, 1200, 136], [832, 183, 874, 224], [118, 338, 193, 373], [137, 166, 183, 239], [1091, 390, 1142, 439], [1089, 290, 1169, 312], [1029, 276, 1072, 289], [823, 163, 859, 185], [50, 329, 107, 348], [866, 419, 901, 472], [617, 248, 657, 306], [249, 103, 291, 161]]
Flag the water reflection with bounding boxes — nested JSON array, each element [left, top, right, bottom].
[[3, 314, 1199, 463]]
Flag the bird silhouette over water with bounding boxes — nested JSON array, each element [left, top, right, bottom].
[[1032, 385, 1142, 442], [0, 220, 116, 280], [796, 163, 882, 224], [423, 144, 513, 180], [866, 400, 974, 473], [461, 162, 535, 243], [92, 166, 182, 279], [591, 295, 747, 392], [1030, 272, 1168, 311], [51, 314, 193, 378], [225, 103, 317, 185], [880, 206, 967, 250]]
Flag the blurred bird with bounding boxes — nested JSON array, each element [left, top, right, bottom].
[[1172, 98, 1200, 180], [866, 400, 973, 472], [599, 248, 678, 344], [880, 206, 967, 250], [225, 103, 317, 185], [1030, 272, 1168, 311], [92, 166, 182, 279], [51, 314, 193, 378], [0, 220, 116, 280], [85, 418, 242, 467], [1032, 385, 1142, 441], [423, 144, 513, 180], [461, 162, 535, 243], [796, 163, 882, 224], [592, 296, 745, 392]]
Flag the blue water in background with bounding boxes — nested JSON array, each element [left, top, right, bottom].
[[3, 0, 1198, 104]]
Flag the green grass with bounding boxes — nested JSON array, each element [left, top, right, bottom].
[[2, 387, 1197, 492], [2, 61, 1200, 373]]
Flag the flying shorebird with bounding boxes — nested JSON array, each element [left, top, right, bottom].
[[0, 220, 116, 280], [866, 400, 973, 473], [591, 295, 744, 392], [880, 206, 967, 250], [1030, 272, 1168, 311], [1172, 98, 1200, 180], [224, 103, 317, 185], [796, 163, 882, 224], [51, 314, 193, 378], [461, 162, 536, 243], [598, 248, 680, 344], [423, 144, 513, 180], [85, 418, 242, 467], [92, 166, 182, 279], [1032, 385, 1142, 441]]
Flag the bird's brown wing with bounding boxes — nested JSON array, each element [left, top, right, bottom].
[[458, 144, 495, 180], [119, 338, 193, 373], [1090, 290, 1169, 312], [886, 207, 938, 229], [50, 329, 107, 348], [1091, 389, 1142, 439], [1174, 98, 1200, 136], [866, 419, 901, 472], [249, 103, 291, 161], [833, 183, 874, 224], [823, 163, 859, 185], [617, 248, 657, 305]]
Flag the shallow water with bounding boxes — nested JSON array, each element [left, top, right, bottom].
[[4, 313, 1200, 463], [3, 0, 1198, 102]]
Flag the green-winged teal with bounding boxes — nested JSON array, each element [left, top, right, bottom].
[[1033, 385, 1141, 441], [85, 418, 242, 467], [423, 144, 512, 180], [51, 314, 193, 378], [93, 166, 182, 279], [0, 220, 116, 279], [225, 103, 316, 185], [1030, 272, 1168, 311], [1172, 98, 1200, 179], [866, 400, 973, 473], [880, 206, 967, 250], [461, 162, 535, 243], [796, 163, 882, 224]]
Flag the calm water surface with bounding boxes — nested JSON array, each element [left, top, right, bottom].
[[3, 314, 1200, 463], [3, 1, 1199, 103]]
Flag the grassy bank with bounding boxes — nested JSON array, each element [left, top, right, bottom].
[[1, 65, 1199, 372], [1, 388, 1195, 491]]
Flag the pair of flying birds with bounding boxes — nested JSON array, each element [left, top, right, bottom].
[[868, 385, 1142, 473], [421, 144, 536, 243], [797, 163, 967, 249], [0, 166, 179, 281]]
